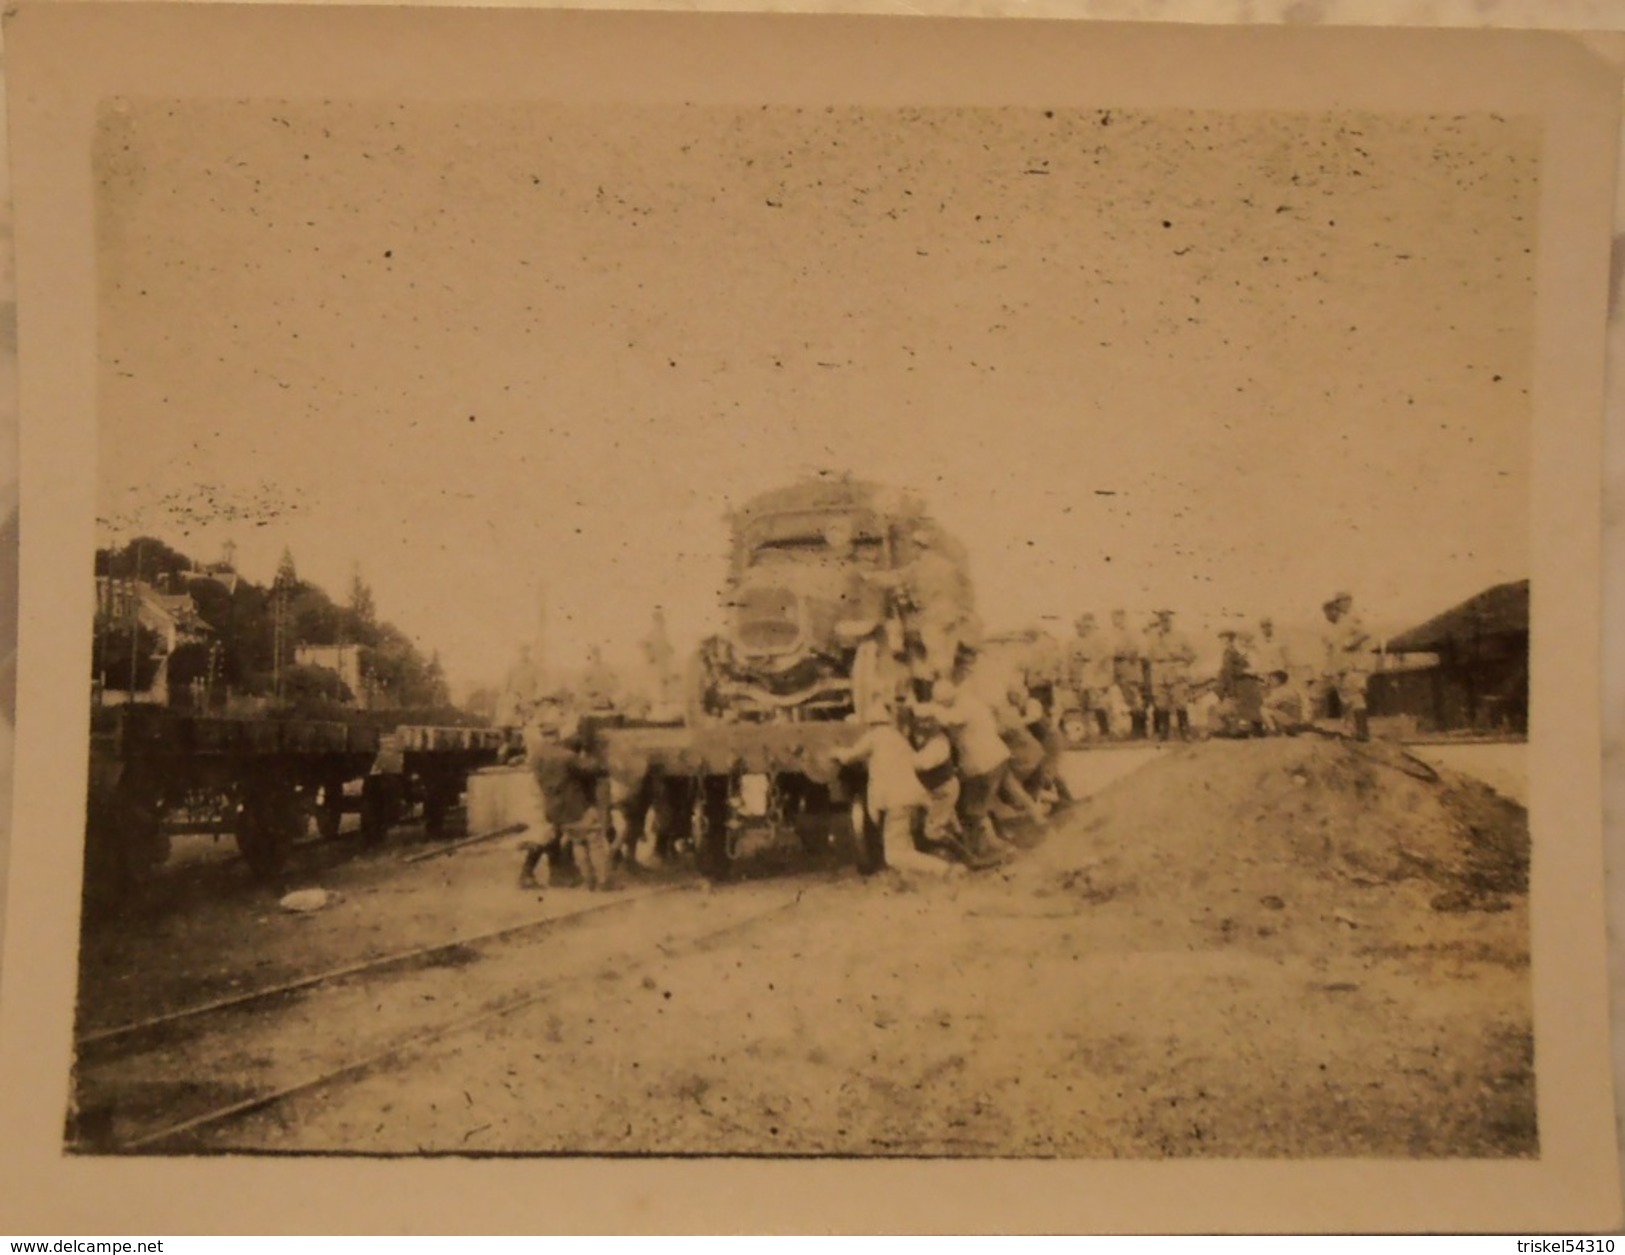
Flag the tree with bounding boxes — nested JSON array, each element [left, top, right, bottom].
[[96, 536, 192, 582], [91, 619, 165, 692], [274, 547, 299, 591], [462, 685, 500, 724], [279, 662, 356, 712], [423, 650, 450, 708], [291, 584, 344, 647], [348, 568, 377, 631], [91, 537, 452, 714]]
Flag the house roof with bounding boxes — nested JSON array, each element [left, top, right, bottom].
[[1384, 579, 1529, 654]]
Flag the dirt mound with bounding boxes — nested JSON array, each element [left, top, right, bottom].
[[1014, 736, 1528, 911]]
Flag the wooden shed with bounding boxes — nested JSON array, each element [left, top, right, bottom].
[[1369, 579, 1528, 736]]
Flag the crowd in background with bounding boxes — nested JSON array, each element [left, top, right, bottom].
[[1008, 591, 1378, 747]]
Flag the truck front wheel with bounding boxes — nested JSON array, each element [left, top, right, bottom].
[[236, 778, 301, 881], [695, 775, 733, 880]]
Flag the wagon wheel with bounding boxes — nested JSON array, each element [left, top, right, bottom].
[[235, 778, 302, 881], [784, 779, 837, 857], [1059, 711, 1090, 749], [421, 776, 459, 838], [314, 777, 346, 840], [358, 775, 399, 849], [81, 777, 168, 919], [694, 775, 734, 880], [654, 775, 696, 861]]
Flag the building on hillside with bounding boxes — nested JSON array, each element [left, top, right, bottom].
[[95, 577, 213, 655], [1367, 579, 1529, 737], [94, 577, 218, 708], [294, 643, 366, 705]]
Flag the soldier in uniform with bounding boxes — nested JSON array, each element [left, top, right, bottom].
[[1108, 609, 1148, 739], [830, 704, 959, 877], [926, 678, 1017, 859], [1066, 613, 1112, 739], [1145, 609, 1198, 741], [908, 706, 963, 853], [873, 527, 977, 687], [1321, 591, 1374, 741], [1254, 617, 1304, 734], [517, 711, 600, 890]]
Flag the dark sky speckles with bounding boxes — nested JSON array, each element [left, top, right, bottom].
[[95, 101, 1537, 689]]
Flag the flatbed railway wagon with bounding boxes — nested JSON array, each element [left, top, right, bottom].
[[83, 705, 518, 910], [585, 716, 868, 879]]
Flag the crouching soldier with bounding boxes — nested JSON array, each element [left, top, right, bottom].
[[831, 704, 959, 878], [909, 706, 961, 852], [927, 679, 1018, 861], [995, 685, 1054, 830]]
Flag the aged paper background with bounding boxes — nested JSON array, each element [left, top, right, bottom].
[[1, 1, 1622, 1235]]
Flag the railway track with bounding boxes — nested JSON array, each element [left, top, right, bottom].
[[76, 874, 673, 1054], [71, 876, 839, 1153]]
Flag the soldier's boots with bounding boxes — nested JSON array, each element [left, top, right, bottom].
[[1131, 711, 1148, 740], [1176, 709, 1190, 740], [517, 842, 547, 889], [886, 836, 961, 878], [1152, 709, 1170, 741], [1354, 710, 1371, 742], [969, 818, 1017, 862]]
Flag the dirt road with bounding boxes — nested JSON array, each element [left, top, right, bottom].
[[72, 735, 1530, 1159]]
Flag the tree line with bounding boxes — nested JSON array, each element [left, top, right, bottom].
[[94, 538, 454, 717]]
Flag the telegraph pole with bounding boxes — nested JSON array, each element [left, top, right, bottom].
[[127, 539, 142, 698]]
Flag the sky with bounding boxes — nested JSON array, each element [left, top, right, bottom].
[[93, 101, 1537, 696]]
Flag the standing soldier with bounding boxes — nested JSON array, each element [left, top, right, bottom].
[[1108, 608, 1148, 740], [1213, 628, 1247, 735], [1145, 609, 1198, 741], [1067, 613, 1112, 739], [1321, 591, 1374, 741], [874, 527, 978, 687], [1021, 628, 1067, 717]]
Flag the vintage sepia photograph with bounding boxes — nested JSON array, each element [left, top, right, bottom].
[[68, 94, 1542, 1159], [3, 6, 1620, 1235]]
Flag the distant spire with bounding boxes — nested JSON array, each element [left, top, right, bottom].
[[535, 582, 548, 675]]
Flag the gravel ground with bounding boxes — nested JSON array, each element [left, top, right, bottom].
[[1408, 742, 1527, 807], [72, 735, 1531, 1159]]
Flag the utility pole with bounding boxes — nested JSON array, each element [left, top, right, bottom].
[[272, 583, 287, 703], [127, 539, 142, 698], [272, 558, 294, 705]]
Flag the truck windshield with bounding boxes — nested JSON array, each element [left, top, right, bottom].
[[748, 531, 886, 567]]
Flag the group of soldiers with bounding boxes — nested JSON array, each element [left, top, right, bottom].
[[493, 574, 1379, 886], [1047, 591, 1376, 744], [832, 672, 1077, 877]]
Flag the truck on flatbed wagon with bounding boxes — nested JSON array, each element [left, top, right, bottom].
[[83, 705, 520, 914], [590, 474, 980, 878]]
